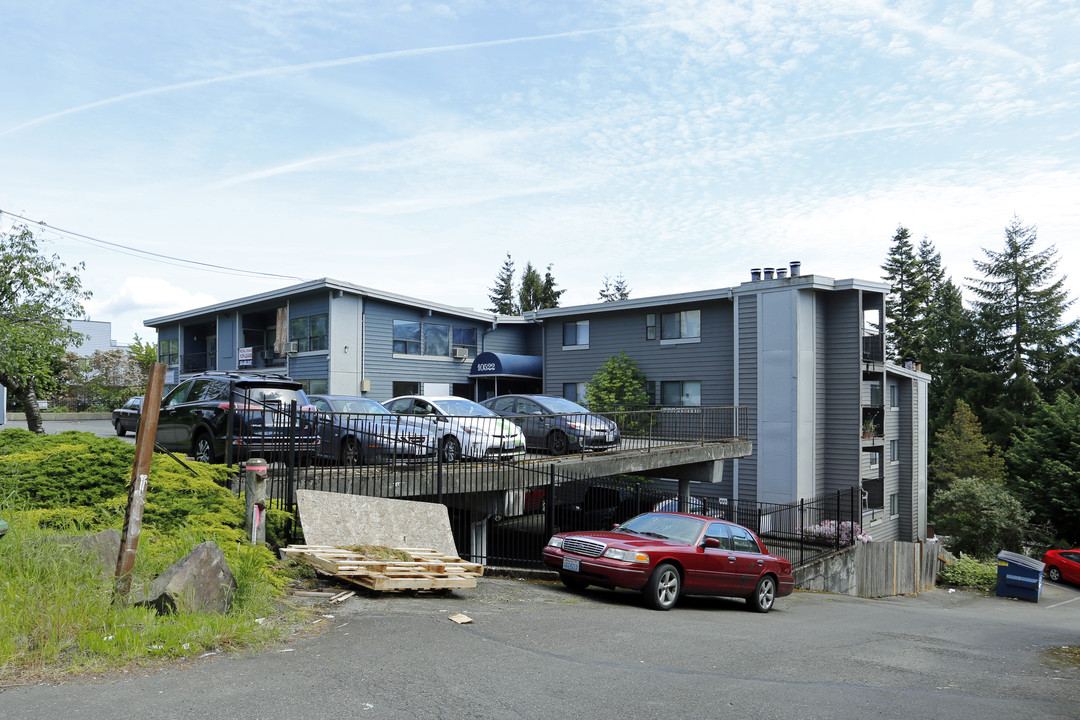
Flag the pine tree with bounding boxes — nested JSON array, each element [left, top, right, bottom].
[[881, 226, 932, 363], [487, 252, 518, 315], [598, 273, 631, 302], [518, 262, 543, 312], [1006, 391, 1080, 543], [966, 217, 1079, 443], [538, 264, 565, 309], [929, 399, 1006, 495]]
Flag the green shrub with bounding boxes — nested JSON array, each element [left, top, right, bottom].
[[939, 555, 997, 591]]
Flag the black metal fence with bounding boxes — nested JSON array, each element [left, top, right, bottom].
[[220, 403, 857, 569]]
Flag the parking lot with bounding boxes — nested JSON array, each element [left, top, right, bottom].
[[3, 576, 1078, 719]]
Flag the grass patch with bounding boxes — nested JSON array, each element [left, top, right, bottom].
[[938, 555, 998, 591], [0, 429, 308, 682]]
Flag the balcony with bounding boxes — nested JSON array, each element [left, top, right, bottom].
[[181, 352, 215, 374], [238, 344, 287, 370]]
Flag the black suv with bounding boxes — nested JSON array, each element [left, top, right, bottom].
[[155, 372, 319, 464]]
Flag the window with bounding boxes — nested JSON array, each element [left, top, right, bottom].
[[889, 383, 900, 409], [889, 493, 900, 517], [453, 327, 478, 357], [393, 321, 421, 354], [159, 338, 179, 365], [890, 439, 899, 463], [646, 314, 656, 340], [563, 382, 586, 403], [423, 323, 449, 356], [290, 313, 328, 352], [301, 378, 328, 395], [869, 382, 883, 407], [563, 320, 589, 347], [729, 525, 761, 554], [392, 381, 419, 397], [660, 310, 700, 343], [868, 449, 881, 468], [704, 523, 732, 550], [658, 380, 701, 407]]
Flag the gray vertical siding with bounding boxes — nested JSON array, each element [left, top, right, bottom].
[[737, 295, 758, 504], [822, 291, 861, 496]]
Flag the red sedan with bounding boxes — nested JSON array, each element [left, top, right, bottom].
[[1042, 549, 1080, 586], [543, 511, 794, 612]]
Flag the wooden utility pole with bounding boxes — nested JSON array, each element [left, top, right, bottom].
[[114, 362, 167, 601]]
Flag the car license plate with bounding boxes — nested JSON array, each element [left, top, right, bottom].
[[562, 557, 580, 572]]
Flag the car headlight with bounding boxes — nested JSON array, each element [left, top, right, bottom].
[[547, 537, 564, 548], [602, 547, 650, 563]]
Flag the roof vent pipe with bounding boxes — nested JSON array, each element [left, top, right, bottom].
[[776, 267, 788, 278], [790, 261, 801, 277], [750, 268, 762, 281], [763, 267, 775, 280]]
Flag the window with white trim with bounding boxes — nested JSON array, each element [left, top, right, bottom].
[[890, 439, 899, 463], [393, 320, 421, 354], [563, 382, 586, 403], [290, 313, 328, 352], [889, 383, 900, 409], [648, 380, 701, 406], [563, 320, 589, 348]]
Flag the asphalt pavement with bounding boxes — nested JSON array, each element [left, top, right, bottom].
[[2, 575, 1078, 719]]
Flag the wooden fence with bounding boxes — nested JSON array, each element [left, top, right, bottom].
[[856, 540, 940, 598]]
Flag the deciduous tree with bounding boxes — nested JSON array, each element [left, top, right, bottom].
[[0, 224, 90, 432]]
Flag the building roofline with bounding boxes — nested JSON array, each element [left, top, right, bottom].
[[529, 273, 891, 319], [144, 277, 523, 326]]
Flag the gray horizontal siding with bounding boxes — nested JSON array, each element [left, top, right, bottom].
[[823, 291, 860, 496], [737, 294, 757, 503], [540, 300, 734, 405]]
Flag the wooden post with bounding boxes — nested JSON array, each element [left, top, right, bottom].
[[114, 362, 167, 601]]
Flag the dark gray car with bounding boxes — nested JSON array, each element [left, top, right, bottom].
[[307, 394, 438, 465], [480, 394, 620, 455]]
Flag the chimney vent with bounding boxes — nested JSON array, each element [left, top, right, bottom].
[[790, 261, 801, 277], [776, 267, 788, 278], [763, 267, 775, 280], [750, 268, 762, 281]]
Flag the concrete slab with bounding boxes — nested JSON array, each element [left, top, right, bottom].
[[296, 490, 458, 557]]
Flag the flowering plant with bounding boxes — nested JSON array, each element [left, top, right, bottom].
[[798, 520, 871, 545]]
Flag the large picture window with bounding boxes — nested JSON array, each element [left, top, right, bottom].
[[660, 310, 700, 342], [393, 320, 421, 354], [290, 313, 328, 352], [660, 380, 701, 407], [423, 324, 449, 356]]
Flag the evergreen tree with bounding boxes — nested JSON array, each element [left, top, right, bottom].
[[1006, 391, 1080, 543], [518, 262, 543, 312], [487, 252, 518, 315], [538, 264, 565, 309], [881, 226, 933, 364], [929, 400, 1006, 495], [598, 273, 631, 302], [966, 217, 1079, 443]]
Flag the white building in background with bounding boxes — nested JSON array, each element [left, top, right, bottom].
[[66, 319, 127, 355]]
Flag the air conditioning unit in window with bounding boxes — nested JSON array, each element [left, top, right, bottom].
[[284, 341, 299, 354], [452, 347, 469, 359]]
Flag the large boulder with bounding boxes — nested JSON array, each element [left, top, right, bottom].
[[137, 541, 237, 614]]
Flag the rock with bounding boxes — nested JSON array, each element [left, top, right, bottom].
[[52, 529, 121, 580], [137, 541, 237, 614]]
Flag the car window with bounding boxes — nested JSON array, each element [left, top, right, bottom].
[[189, 379, 227, 403], [704, 522, 732, 550], [163, 381, 193, 407], [729, 525, 761, 554], [517, 399, 543, 415], [384, 399, 409, 413], [491, 397, 516, 413], [1063, 552, 1080, 563], [312, 398, 331, 412], [414, 401, 436, 415]]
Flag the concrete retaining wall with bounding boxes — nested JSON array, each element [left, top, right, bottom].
[[4, 412, 112, 421], [793, 546, 859, 595]]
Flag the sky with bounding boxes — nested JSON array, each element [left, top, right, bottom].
[[2, 0, 1079, 344]]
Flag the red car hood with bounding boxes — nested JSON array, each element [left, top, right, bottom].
[[564, 530, 690, 550]]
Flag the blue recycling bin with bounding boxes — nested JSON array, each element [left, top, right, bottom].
[[996, 550, 1044, 602]]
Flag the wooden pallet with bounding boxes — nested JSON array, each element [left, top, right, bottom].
[[283, 545, 484, 592]]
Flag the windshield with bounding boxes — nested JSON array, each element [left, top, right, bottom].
[[433, 399, 495, 417], [617, 513, 706, 545], [537, 397, 589, 413], [334, 398, 391, 414]]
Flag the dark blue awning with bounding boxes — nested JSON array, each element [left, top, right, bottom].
[[469, 352, 542, 379]]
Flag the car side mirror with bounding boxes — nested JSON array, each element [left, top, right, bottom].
[[703, 537, 721, 549]]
